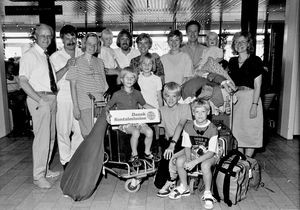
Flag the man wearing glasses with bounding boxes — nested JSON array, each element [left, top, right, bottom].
[[19, 23, 59, 189]]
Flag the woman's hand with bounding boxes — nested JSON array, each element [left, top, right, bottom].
[[249, 104, 258, 119], [163, 144, 175, 160], [73, 106, 81, 120], [106, 111, 112, 124]]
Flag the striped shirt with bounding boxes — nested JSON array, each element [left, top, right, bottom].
[[66, 55, 108, 110]]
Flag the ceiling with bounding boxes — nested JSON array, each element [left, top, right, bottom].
[[0, 0, 286, 32]]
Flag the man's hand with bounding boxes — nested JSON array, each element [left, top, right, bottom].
[[36, 98, 48, 110], [67, 57, 76, 67]]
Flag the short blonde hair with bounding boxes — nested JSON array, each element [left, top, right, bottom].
[[81, 33, 99, 52], [191, 98, 210, 113], [163, 82, 181, 98], [101, 28, 113, 38], [120, 67, 138, 80], [206, 32, 218, 42]]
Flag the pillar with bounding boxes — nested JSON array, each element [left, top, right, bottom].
[[241, 0, 258, 52], [38, 0, 56, 55], [277, 0, 300, 138]]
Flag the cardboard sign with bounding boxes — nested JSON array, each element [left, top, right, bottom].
[[110, 109, 160, 125]]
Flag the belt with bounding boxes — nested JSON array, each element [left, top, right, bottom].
[[237, 86, 253, 91], [37, 91, 56, 95]]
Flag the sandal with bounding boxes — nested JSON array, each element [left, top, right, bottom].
[[144, 153, 161, 162], [201, 192, 216, 209], [129, 155, 141, 167]]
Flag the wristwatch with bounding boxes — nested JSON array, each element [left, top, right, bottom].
[[170, 139, 177, 144]]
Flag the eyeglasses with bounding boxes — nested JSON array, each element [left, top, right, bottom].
[[39, 35, 53, 40], [235, 40, 247, 45]]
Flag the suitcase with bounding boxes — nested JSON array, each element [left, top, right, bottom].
[[213, 150, 250, 206]]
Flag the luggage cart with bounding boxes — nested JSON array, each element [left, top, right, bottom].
[[90, 95, 157, 193]]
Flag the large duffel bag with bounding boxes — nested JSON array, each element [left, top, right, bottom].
[[212, 150, 250, 206]]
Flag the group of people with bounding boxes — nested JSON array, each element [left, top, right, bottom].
[[17, 19, 264, 209]]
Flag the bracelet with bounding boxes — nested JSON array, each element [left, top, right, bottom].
[[170, 139, 177, 144], [252, 103, 258, 105]]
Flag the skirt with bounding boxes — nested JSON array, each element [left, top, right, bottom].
[[232, 90, 263, 148], [60, 109, 107, 201]]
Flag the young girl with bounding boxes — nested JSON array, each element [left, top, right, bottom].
[[105, 67, 155, 167], [138, 53, 163, 109], [138, 53, 163, 142]]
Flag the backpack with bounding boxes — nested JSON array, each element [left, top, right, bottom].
[[212, 150, 250, 206], [213, 121, 238, 155]]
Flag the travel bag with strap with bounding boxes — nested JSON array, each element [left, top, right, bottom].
[[212, 150, 250, 206]]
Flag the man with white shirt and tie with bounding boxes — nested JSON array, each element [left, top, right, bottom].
[[50, 25, 83, 171], [19, 23, 59, 189]]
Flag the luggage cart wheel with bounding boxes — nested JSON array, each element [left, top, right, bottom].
[[125, 178, 141, 193]]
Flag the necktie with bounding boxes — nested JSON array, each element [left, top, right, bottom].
[[45, 52, 58, 94]]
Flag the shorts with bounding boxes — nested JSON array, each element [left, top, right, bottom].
[[118, 123, 149, 133]]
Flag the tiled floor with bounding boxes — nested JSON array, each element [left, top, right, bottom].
[[0, 131, 299, 210]]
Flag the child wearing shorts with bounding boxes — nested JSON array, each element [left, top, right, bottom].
[[105, 67, 155, 167], [168, 99, 218, 210]]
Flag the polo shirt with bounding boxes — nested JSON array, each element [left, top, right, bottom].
[[66, 55, 108, 110], [106, 88, 146, 110]]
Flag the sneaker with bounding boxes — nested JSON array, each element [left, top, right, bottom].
[[33, 177, 51, 189], [201, 191, 216, 209], [46, 170, 60, 178], [156, 180, 176, 197], [129, 155, 141, 167], [168, 185, 190, 199]]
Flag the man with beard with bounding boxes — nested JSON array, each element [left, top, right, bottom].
[[114, 29, 140, 69], [181, 20, 207, 70], [50, 25, 83, 170]]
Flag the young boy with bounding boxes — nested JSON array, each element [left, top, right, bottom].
[[168, 99, 218, 209], [156, 82, 193, 196], [105, 67, 154, 167]]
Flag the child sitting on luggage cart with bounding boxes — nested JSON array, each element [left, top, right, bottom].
[[105, 67, 155, 167], [168, 99, 219, 210]]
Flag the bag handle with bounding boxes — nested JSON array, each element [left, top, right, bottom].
[[223, 154, 240, 206]]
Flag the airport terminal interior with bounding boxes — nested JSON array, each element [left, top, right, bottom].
[[0, 0, 299, 209]]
